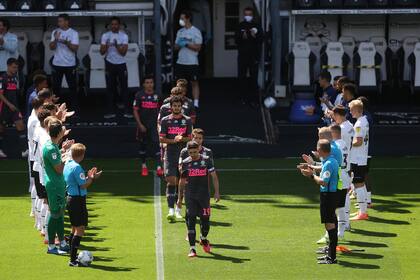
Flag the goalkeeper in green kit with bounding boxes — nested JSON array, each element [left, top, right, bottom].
[[42, 119, 73, 254]]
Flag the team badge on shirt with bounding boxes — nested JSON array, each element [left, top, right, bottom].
[[52, 153, 57, 160], [356, 127, 361, 133], [324, 171, 331, 178], [182, 119, 186, 125]]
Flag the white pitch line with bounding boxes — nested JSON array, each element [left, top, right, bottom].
[[153, 172, 165, 280], [1, 167, 420, 174]]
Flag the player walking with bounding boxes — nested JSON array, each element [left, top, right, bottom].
[[159, 96, 192, 221], [178, 141, 220, 257]]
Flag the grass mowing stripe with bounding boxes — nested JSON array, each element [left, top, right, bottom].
[[154, 172, 165, 280]]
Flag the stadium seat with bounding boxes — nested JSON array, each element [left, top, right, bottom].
[[15, 31, 29, 75], [407, 42, 420, 94], [343, 0, 368, 7], [320, 42, 349, 80], [296, 0, 318, 9], [77, 30, 93, 71], [42, 31, 54, 75], [392, 0, 418, 8], [402, 37, 419, 83], [354, 42, 381, 91], [370, 36, 388, 82], [41, 0, 57, 10], [339, 36, 356, 80], [86, 44, 106, 91], [319, 0, 343, 8], [305, 36, 323, 79], [126, 43, 141, 89], [369, 0, 389, 7], [16, 0, 33, 10], [0, 0, 6, 10], [287, 41, 316, 92]]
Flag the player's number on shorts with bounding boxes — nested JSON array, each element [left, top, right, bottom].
[[202, 208, 211, 216], [342, 154, 348, 169]]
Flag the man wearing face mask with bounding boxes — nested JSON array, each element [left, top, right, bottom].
[[235, 7, 263, 107], [174, 10, 202, 110]]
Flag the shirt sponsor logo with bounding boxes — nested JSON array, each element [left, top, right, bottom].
[[168, 126, 187, 135], [6, 83, 17, 90], [188, 168, 207, 177], [141, 101, 158, 109], [323, 170, 331, 178]]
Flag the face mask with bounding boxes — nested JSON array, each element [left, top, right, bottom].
[[244, 16, 253, 22], [179, 19, 186, 27]]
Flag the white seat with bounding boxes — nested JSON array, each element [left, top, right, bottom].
[[42, 31, 54, 75], [324, 42, 345, 79], [356, 42, 378, 87], [305, 36, 322, 79], [15, 31, 28, 75], [126, 43, 140, 88], [88, 44, 106, 90], [339, 36, 356, 79], [370, 36, 387, 81], [402, 37, 419, 81], [291, 42, 311, 86]]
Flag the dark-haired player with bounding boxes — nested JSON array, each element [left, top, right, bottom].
[[0, 58, 27, 158], [159, 96, 192, 222], [133, 76, 163, 176], [178, 141, 220, 257]]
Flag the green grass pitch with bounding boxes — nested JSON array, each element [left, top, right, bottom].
[[0, 157, 419, 280]]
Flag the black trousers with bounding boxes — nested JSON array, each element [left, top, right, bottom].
[[105, 61, 129, 114], [238, 55, 259, 103], [52, 65, 78, 112]]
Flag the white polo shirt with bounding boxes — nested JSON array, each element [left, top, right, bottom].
[[101, 31, 129, 65], [51, 27, 79, 67]]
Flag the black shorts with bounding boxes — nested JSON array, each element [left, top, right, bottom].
[[67, 196, 88, 227], [175, 63, 200, 81], [164, 148, 181, 177], [367, 157, 371, 172], [186, 196, 211, 219], [351, 164, 368, 184], [320, 192, 337, 224], [136, 123, 159, 144], [32, 170, 48, 199], [336, 189, 347, 208], [0, 102, 23, 124]]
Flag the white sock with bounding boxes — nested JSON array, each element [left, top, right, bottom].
[[30, 185, 37, 213], [36, 198, 43, 228], [44, 210, 50, 242], [344, 192, 351, 227], [355, 186, 367, 214], [40, 203, 47, 231], [367, 191, 372, 204], [194, 99, 199, 107], [337, 207, 346, 237]]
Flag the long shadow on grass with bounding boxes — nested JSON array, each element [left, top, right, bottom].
[[209, 221, 233, 227], [197, 252, 251, 263], [211, 204, 228, 210], [346, 240, 388, 248], [338, 260, 380, 269], [340, 252, 384, 260], [125, 197, 154, 204], [350, 228, 397, 238], [368, 216, 410, 225], [89, 264, 138, 272], [211, 243, 250, 250], [371, 198, 414, 214], [273, 204, 318, 209]]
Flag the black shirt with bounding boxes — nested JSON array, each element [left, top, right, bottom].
[[0, 72, 19, 105], [133, 90, 160, 123], [235, 21, 263, 59], [181, 155, 215, 199]]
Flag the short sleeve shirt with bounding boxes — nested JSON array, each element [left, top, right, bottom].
[[51, 28, 79, 67], [180, 155, 215, 199], [320, 155, 339, 193], [64, 160, 87, 196], [101, 31, 129, 65], [0, 72, 19, 104], [350, 115, 369, 166], [42, 140, 65, 189], [176, 26, 202, 65], [159, 114, 193, 154], [133, 90, 160, 122]]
